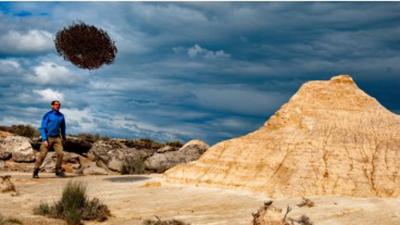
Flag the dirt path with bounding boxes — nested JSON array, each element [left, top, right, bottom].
[[1, 172, 399, 225]]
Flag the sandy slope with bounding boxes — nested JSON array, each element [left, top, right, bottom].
[[0, 172, 399, 225]]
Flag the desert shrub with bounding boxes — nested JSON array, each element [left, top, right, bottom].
[[121, 156, 146, 175], [0, 214, 22, 225], [124, 138, 163, 150], [33, 202, 52, 216], [74, 133, 110, 143], [55, 22, 117, 70], [164, 141, 183, 148], [81, 198, 110, 222], [33, 181, 110, 225], [142, 216, 190, 225], [0, 124, 39, 138]]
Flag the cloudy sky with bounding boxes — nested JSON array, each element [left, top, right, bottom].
[[0, 2, 399, 144]]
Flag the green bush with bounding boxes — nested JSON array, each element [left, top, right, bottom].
[[33, 181, 110, 225]]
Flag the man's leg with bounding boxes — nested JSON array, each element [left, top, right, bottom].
[[53, 137, 65, 177], [33, 140, 50, 178]]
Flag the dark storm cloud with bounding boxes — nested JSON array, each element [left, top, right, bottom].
[[0, 2, 399, 144]]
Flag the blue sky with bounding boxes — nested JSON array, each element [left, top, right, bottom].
[[0, 2, 399, 144]]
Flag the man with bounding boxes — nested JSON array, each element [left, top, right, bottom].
[[33, 100, 66, 178]]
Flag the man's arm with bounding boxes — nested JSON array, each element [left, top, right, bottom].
[[39, 113, 49, 141], [61, 115, 66, 141]]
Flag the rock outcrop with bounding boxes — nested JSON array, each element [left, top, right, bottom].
[[144, 139, 209, 172], [88, 139, 209, 173], [0, 136, 34, 162], [163, 75, 400, 197], [87, 140, 151, 173], [0, 129, 208, 175]]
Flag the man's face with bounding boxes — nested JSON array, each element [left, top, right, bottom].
[[52, 102, 61, 111]]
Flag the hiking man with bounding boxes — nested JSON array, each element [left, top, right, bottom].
[[33, 100, 66, 178]]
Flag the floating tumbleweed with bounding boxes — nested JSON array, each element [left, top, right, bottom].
[[54, 22, 118, 70]]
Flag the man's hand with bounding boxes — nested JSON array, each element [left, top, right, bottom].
[[43, 140, 49, 147], [62, 136, 67, 143]]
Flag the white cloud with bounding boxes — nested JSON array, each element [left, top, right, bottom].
[[61, 108, 96, 132], [29, 61, 82, 85], [0, 30, 53, 54], [186, 44, 230, 59], [0, 59, 22, 77], [33, 88, 65, 103]]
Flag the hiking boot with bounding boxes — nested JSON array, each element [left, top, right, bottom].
[[33, 168, 40, 179], [55, 168, 66, 177]]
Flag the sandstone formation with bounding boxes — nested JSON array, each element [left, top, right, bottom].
[[163, 75, 400, 197]]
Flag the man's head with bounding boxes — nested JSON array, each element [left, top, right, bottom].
[[51, 100, 61, 111]]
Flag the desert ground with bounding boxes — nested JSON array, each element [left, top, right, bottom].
[[1, 172, 399, 225]]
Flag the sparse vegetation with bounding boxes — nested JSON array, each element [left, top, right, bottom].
[[33, 181, 110, 225], [121, 156, 146, 175], [124, 138, 164, 150], [0, 124, 39, 138], [164, 141, 183, 148], [0, 214, 22, 225], [73, 133, 110, 143], [142, 216, 190, 225]]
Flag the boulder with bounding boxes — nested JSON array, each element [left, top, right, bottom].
[[0, 136, 34, 162], [88, 140, 150, 172], [145, 139, 209, 173]]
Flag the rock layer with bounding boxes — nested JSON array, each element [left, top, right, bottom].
[[163, 75, 400, 197]]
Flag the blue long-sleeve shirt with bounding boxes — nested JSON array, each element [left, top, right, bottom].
[[39, 109, 66, 141]]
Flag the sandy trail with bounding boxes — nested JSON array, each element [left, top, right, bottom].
[[0, 172, 399, 225]]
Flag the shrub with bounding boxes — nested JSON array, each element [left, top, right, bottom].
[[124, 138, 164, 150], [121, 156, 146, 175], [55, 22, 117, 70], [0, 124, 39, 138], [33, 202, 52, 216], [73, 133, 110, 143], [164, 141, 183, 148], [33, 181, 110, 225]]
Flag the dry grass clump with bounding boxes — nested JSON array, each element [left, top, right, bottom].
[[33, 181, 110, 225]]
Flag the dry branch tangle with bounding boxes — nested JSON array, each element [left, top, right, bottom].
[[164, 75, 400, 197]]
